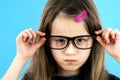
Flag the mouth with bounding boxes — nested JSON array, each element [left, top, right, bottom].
[[64, 60, 77, 63], [64, 59, 78, 66]]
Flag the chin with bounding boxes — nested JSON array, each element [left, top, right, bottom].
[[61, 65, 80, 71]]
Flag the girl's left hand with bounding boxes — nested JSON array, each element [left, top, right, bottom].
[[95, 28, 120, 63]]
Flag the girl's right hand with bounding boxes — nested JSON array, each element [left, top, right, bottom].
[[16, 28, 46, 60]]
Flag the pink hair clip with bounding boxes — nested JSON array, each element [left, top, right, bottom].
[[75, 10, 87, 22]]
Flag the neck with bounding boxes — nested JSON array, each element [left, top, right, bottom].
[[57, 67, 80, 76]]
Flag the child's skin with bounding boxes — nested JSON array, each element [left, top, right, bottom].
[[96, 29, 120, 62], [51, 13, 91, 76], [2, 13, 120, 80]]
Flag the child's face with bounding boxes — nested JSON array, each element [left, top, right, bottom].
[[50, 13, 91, 75]]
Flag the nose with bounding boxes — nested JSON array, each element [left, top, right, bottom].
[[64, 41, 76, 55]]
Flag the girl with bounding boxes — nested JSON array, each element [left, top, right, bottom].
[[2, 0, 120, 80]]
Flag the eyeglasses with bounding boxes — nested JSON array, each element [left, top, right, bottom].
[[46, 35, 96, 50]]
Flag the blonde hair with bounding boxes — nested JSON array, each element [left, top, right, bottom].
[[25, 0, 109, 80]]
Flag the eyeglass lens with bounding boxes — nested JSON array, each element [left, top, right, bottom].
[[48, 36, 94, 49]]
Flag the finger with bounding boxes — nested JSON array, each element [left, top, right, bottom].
[[16, 32, 25, 42], [34, 31, 46, 42], [95, 30, 103, 35], [36, 31, 46, 37], [102, 28, 113, 44], [18, 31, 29, 42], [114, 29, 120, 39], [28, 28, 37, 42], [103, 29, 112, 44], [110, 30, 117, 39], [96, 36, 106, 47], [24, 29, 33, 42], [22, 32, 29, 42], [34, 37, 46, 48]]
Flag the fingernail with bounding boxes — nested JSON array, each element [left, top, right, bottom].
[[95, 31, 98, 33], [42, 33, 46, 35]]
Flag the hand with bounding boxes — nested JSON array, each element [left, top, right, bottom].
[[95, 28, 120, 63], [16, 28, 46, 60]]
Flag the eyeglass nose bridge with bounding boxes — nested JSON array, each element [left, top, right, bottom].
[[65, 37, 78, 49]]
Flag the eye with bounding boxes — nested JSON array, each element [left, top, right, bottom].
[[77, 38, 85, 42], [50, 37, 67, 43], [56, 39, 66, 43]]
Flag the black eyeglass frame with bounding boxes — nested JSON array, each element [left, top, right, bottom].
[[45, 35, 97, 50]]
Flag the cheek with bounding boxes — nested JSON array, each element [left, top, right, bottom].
[[51, 49, 91, 60], [77, 49, 91, 62], [51, 50, 62, 61]]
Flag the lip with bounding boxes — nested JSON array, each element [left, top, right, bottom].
[[64, 60, 77, 62]]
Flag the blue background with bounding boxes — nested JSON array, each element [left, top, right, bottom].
[[0, 0, 120, 78]]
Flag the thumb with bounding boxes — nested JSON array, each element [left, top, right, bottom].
[[96, 36, 106, 48], [34, 37, 46, 48]]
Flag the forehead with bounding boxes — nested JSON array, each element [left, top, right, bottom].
[[51, 12, 89, 37]]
